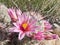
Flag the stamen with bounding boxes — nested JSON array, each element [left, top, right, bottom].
[[22, 23, 28, 29]]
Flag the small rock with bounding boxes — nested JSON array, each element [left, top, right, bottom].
[[0, 3, 11, 23]]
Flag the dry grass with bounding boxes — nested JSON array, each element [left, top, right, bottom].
[[0, 0, 60, 22]]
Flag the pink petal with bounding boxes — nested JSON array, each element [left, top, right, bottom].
[[29, 19, 37, 26], [8, 8, 17, 21], [13, 29, 20, 32], [25, 31, 32, 37], [13, 23, 19, 28], [42, 20, 52, 30], [51, 34, 59, 39], [9, 27, 20, 32], [9, 27, 16, 32], [21, 12, 29, 22], [18, 15, 24, 24], [16, 9, 22, 16], [30, 26, 39, 30], [33, 32, 45, 40], [44, 21, 52, 29], [18, 32, 25, 40]]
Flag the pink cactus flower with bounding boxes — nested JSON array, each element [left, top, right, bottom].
[[33, 31, 59, 40], [9, 12, 38, 40], [33, 31, 45, 40]]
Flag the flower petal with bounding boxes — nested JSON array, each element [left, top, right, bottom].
[[33, 32, 45, 40], [9, 27, 20, 32], [29, 18, 37, 25], [51, 34, 59, 39], [9, 27, 16, 32], [16, 9, 22, 16], [8, 8, 17, 21], [13, 23, 19, 28], [13, 29, 20, 32], [25, 31, 31, 37], [21, 12, 29, 22], [30, 26, 39, 30], [18, 32, 25, 40], [18, 15, 24, 24]]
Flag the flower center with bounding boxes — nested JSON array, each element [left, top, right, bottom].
[[22, 23, 28, 29], [20, 22, 30, 32]]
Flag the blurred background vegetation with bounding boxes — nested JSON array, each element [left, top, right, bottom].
[[0, 0, 60, 23]]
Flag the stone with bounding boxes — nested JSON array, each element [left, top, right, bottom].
[[0, 3, 11, 23]]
